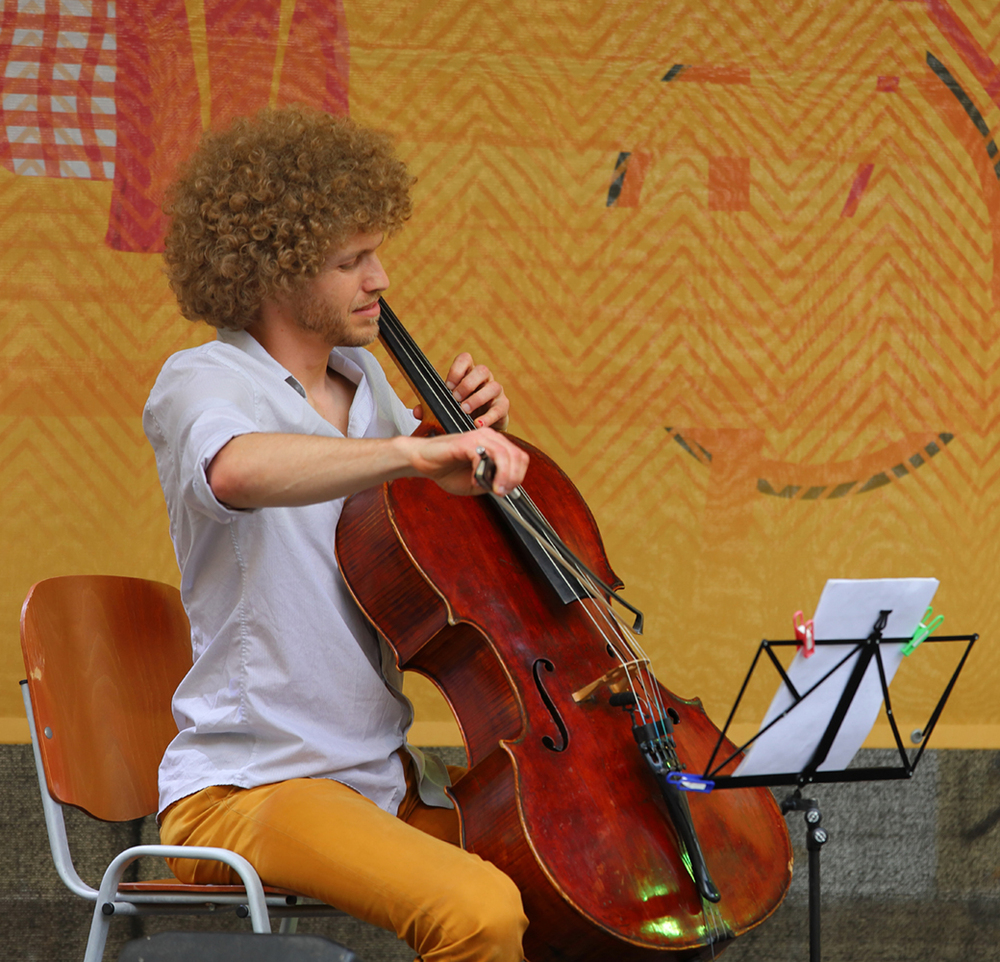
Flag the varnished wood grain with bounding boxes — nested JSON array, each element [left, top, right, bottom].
[[20, 576, 192, 821]]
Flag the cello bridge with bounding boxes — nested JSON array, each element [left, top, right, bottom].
[[571, 659, 649, 703]]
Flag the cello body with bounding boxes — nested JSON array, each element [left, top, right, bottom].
[[336, 436, 792, 962]]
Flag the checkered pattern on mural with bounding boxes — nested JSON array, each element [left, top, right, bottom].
[[0, 0, 116, 179]]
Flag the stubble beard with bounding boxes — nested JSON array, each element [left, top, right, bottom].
[[293, 288, 379, 348]]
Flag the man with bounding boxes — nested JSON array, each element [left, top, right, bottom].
[[144, 106, 529, 962]]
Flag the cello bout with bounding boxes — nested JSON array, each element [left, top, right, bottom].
[[337, 436, 792, 962]]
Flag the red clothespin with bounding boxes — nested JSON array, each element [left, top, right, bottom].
[[794, 610, 815, 658]]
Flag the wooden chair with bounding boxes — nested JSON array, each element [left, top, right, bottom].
[[20, 575, 341, 962]]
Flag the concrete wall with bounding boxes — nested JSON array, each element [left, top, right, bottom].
[[3, 745, 998, 962]]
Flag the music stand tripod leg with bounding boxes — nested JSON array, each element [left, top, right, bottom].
[[782, 792, 830, 962]]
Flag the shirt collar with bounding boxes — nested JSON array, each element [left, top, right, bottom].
[[215, 328, 363, 399]]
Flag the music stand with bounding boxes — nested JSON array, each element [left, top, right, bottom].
[[698, 608, 978, 962]]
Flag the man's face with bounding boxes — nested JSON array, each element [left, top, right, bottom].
[[292, 232, 388, 347]]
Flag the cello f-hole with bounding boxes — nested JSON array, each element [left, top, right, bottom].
[[533, 658, 569, 752]]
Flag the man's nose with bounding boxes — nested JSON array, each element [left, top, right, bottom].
[[365, 254, 389, 291]]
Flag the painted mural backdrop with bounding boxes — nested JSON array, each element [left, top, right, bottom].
[[1, 0, 997, 750]]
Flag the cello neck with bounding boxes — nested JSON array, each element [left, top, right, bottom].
[[374, 297, 592, 606], [376, 297, 473, 435], [375, 297, 646, 626]]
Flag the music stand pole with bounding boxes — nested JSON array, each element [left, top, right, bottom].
[[781, 792, 829, 962]]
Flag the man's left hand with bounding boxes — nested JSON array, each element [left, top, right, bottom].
[[413, 353, 510, 431]]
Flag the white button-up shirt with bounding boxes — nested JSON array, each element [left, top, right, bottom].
[[144, 329, 450, 816]]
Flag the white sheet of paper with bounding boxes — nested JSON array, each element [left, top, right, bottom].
[[733, 578, 939, 778]]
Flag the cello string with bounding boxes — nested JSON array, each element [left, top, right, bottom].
[[378, 301, 588, 606], [379, 301, 638, 620], [499, 507, 667, 722], [502, 488, 646, 632], [484, 489, 660, 704], [565, 571, 670, 724], [572, 594, 726, 940], [480, 490, 654, 715], [487, 491, 671, 726], [380, 304, 671, 733], [379, 301, 650, 640], [541, 551, 669, 730], [378, 300, 473, 434], [702, 897, 728, 950]]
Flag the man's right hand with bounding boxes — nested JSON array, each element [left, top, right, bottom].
[[404, 427, 527, 498]]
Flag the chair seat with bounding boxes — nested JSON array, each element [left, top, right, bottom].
[[117, 879, 300, 897]]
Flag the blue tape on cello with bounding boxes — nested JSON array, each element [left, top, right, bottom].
[[667, 772, 715, 793]]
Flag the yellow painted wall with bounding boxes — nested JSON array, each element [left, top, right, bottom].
[[1, 0, 996, 749]]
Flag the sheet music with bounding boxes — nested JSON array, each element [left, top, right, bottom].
[[733, 578, 939, 777]]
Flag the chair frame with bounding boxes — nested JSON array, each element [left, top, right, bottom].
[[19, 576, 342, 962]]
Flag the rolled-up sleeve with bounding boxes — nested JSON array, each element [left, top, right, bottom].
[[144, 352, 259, 524]]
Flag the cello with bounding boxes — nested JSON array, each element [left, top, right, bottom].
[[336, 300, 792, 961]]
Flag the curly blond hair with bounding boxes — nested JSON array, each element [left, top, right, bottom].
[[162, 107, 414, 330]]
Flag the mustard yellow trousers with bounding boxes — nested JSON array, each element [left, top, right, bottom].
[[159, 759, 527, 962]]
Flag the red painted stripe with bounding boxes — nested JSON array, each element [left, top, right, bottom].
[[925, 0, 1000, 107], [841, 163, 874, 218]]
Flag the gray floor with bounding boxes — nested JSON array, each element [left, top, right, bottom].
[[3, 745, 999, 961]]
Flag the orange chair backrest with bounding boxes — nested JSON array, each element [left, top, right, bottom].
[[20, 576, 192, 822]]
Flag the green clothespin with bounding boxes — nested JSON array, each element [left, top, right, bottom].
[[902, 606, 943, 656]]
